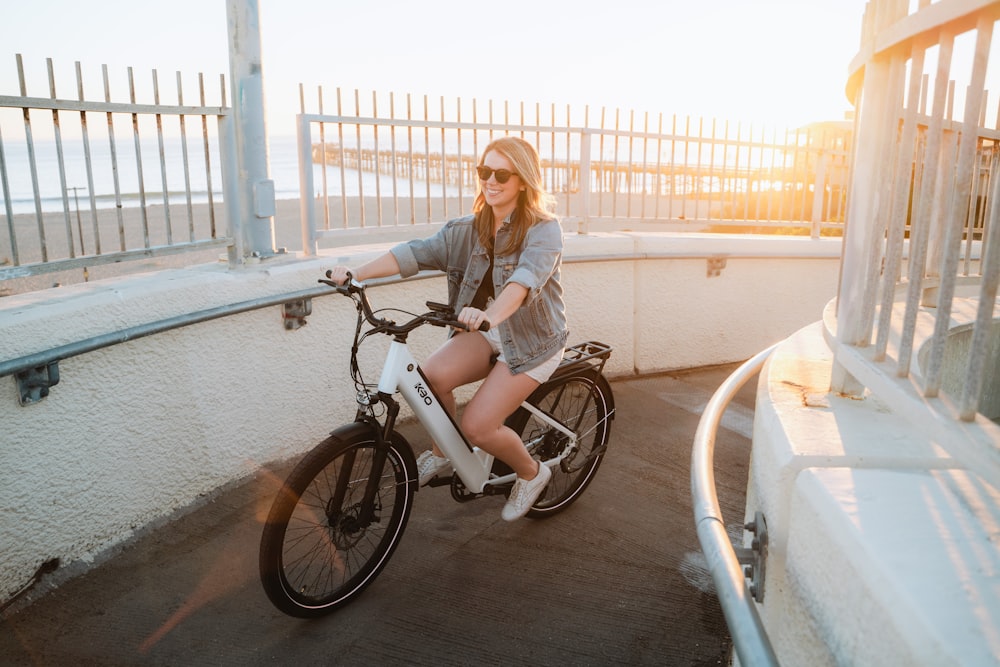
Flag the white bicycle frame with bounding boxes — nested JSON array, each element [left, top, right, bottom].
[[380, 338, 578, 494]]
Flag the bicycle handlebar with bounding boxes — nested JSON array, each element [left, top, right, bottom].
[[319, 271, 489, 334]]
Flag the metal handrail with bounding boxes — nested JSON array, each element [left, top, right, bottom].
[[691, 344, 778, 667], [0, 284, 333, 380]]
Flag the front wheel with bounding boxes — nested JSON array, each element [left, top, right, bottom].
[[506, 370, 614, 518], [259, 425, 414, 617]]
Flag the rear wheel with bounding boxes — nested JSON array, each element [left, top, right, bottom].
[[505, 370, 614, 518], [259, 428, 414, 617]]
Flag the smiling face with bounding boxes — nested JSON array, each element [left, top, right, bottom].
[[479, 149, 523, 223]]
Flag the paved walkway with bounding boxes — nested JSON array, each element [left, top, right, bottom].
[[0, 365, 757, 666]]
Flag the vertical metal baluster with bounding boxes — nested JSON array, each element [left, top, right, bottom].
[[708, 118, 719, 225], [406, 93, 415, 225], [353, 89, 365, 229], [199, 73, 217, 238], [423, 95, 431, 221], [487, 99, 494, 144], [77, 61, 99, 256], [751, 125, 761, 222], [389, 92, 399, 224], [962, 102, 986, 277], [371, 91, 383, 227], [611, 108, 621, 219], [959, 136, 1000, 420], [553, 104, 572, 218], [546, 102, 554, 198], [774, 128, 787, 223], [20, 53, 49, 261], [296, 83, 313, 253], [759, 124, 769, 222], [0, 122, 19, 266], [719, 119, 730, 224], [564, 103, 572, 218], [470, 98, 479, 198], [875, 46, 925, 360], [776, 127, 792, 224], [761, 127, 785, 222], [334, 87, 347, 230], [129, 67, 150, 248], [667, 114, 677, 221], [152, 69, 172, 245], [176, 71, 194, 242], [637, 112, 647, 219], [732, 121, 743, 224], [582, 105, 592, 224], [543, 102, 551, 201], [455, 96, 463, 216], [695, 117, 705, 224], [315, 85, 331, 231], [598, 107, 606, 217], [47, 58, 76, 260], [627, 110, 636, 219], [683, 116, 692, 219], [103, 64, 125, 251], [438, 96, 447, 219], [653, 113, 663, 219]]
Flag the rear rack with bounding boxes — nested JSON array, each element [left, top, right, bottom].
[[551, 341, 612, 380]]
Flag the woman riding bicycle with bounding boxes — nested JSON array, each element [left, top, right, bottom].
[[326, 136, 567, 522]]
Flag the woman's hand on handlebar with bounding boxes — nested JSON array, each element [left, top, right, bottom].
[[326, 266, 353, 286], [457, 306, 491, 332]]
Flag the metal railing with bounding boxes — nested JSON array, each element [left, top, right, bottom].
[[833, 0, 1000, 424], [294, 86, 854, 252], [691, 345, 778, 667], [0, 54, 233, 282]]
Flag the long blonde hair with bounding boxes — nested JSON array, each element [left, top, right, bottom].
[[472, 137, 556, 255]]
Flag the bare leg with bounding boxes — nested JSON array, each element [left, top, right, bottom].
[[421, 331, 495, 456], [460, 361, 541, 480]]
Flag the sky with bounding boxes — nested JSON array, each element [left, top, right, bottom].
[[1, 0, 871, 139]]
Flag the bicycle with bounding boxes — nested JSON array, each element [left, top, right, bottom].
[[259, 272, 615, 617]]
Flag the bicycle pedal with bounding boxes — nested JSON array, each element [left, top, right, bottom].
[[425, 475, 452, 488]]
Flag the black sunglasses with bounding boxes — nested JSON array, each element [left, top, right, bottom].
[[476, 166, 517, 184]]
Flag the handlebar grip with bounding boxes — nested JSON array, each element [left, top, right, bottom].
[[319, 270, 358, 294]]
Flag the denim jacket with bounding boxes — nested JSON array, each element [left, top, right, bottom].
[[390, 213, 568, 374]]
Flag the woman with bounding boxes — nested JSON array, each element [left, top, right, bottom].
[[326, 136, 567, 522]]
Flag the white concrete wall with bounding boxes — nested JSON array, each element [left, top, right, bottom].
[[747, 306, 1000, 666], [0, 231, 840, 596]]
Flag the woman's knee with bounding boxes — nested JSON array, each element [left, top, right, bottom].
[[460, 410, 500, 445]]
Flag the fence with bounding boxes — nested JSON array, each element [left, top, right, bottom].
[[0, 54, 233, 286], [834, 0, 1000, 422], [295, 86, 855, 252]]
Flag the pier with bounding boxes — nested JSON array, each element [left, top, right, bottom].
[[310, 140, 848, 224]]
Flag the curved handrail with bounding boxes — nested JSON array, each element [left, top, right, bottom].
[[691, 344, 779, 667]]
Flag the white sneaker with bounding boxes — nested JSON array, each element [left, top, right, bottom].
[[416, 450, 450, 486], [501, 462, 552, 522]]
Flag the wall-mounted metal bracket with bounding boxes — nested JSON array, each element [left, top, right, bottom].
[[707, 256, 727, 277], [735, 510, 768, 602], [282, 298, 312, 330], [16, 361, 60, 406]]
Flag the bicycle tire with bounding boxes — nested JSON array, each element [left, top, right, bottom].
[[259, 424, 414, 617], [506, 369, 614, 518]]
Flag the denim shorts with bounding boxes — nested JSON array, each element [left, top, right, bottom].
[[482, 325, 563, 383]]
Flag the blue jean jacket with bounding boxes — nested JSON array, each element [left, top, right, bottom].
[[390, 213, 568, 375]]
